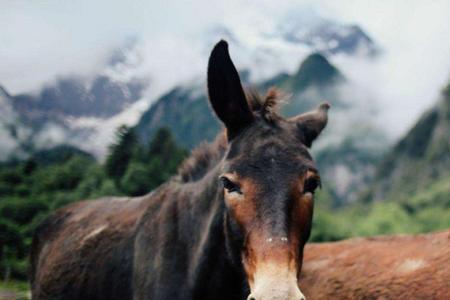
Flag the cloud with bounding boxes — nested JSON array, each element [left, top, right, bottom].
[[325, 0, 450, 136], [0, 0, 449, 139]]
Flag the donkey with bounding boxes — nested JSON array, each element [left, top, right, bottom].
[[30, 40, 330, 300]]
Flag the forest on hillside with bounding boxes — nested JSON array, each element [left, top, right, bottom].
[[0, 127, 186, 280], [1, 81, 450, 281]]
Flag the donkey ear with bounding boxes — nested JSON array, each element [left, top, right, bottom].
[[207, 40, 254, 140], [290, 102, 330, 147]]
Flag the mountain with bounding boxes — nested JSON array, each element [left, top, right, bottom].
[[135, 54, 387, 204], [199, 15, 378, 85], [13, 37, 147, 125], [135, 53, 343, 148], [364, 82, 450, 203], [0, 15, 379, 161], [13, 75, 145, 122], [289, 53, 342, 88], [0, 38, 149, 159], [279, 53, 345, 116], [271, 54, 386, 204], [277, 20, 377, 56], [0, 86, 32, 160], [135, 85, 219, 149]]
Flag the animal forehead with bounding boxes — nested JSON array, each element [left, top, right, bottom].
[[227, 138, 315, 178], [230, 123, 312, 158], [252, 142, 309, 164]]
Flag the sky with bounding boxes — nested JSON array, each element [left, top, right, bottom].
[[1, 0, 449, 137]]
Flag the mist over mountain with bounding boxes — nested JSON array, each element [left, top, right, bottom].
[[0, 86, 30, 160], [0, 15, 380, 161], [134, 53, 345, 148], [16, 37, 146, 123], [13, 76, 144, 121], [364, 82, 450, 204], [0, 13, 393, 205], [0, 38, 150, 159], [2, 9, 446, 205], [275, 12, 378, 56]]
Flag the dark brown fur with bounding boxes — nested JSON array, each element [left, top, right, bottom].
[[30, 197, 149, 299], [30, 40, 329, 300], [177, 88, 284, 183]]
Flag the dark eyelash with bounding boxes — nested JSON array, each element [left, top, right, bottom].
[[304, 176, 321, 194], [220, 177, 242, 194]]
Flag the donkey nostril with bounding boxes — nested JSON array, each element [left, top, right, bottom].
[[247, 296, 256, 300]]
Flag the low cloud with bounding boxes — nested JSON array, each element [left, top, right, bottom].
[[1, 0, 449, 140], [323, 0, 450, 136]]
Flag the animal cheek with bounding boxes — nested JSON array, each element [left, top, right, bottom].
[[297, 193, 314, 216], [300, 193, 314, 217], [224, 191, 245, 205], [290, 193, 314, 242], [225, 196, 256, 229], [224, 178, 259, 228]]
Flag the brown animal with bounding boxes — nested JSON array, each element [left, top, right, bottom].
[[30, 40, 329, 300], [301, 229, 450, 299]]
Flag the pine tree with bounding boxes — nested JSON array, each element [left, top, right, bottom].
[[105, 125, 139, 184], [147, 127, 187, 179], [120, 127, 187, 196]]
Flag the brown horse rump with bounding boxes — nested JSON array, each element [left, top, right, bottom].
[[301, 229, 450, 299]]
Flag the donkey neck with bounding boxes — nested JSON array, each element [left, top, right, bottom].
[[181, 163, 247, 298], [183, 163, 225, 270]]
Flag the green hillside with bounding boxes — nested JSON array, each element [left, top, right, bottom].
[[135, 86, 220, 149], [365, 83, 450, 203], [308, 80, 450, 242], [0, 127, 186, 280]]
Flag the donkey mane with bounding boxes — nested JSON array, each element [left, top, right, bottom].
[[177, 88, 286, 183]]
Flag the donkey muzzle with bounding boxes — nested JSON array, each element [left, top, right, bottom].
[[246, 261, 305, 300]]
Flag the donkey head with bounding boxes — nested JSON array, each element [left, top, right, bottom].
[[208, 41, 329, 300]]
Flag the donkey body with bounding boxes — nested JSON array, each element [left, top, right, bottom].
[[301, 230, 450, 299], [30, 197, 144, 299], [31, 41, 329, 300], [31, 179, 247, 300]]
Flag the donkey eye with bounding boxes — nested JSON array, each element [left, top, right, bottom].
[[220, 176, 242, 194], [304, 177, 321, 194]]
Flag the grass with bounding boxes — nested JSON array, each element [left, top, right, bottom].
[[0, 280, 30, 300]]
